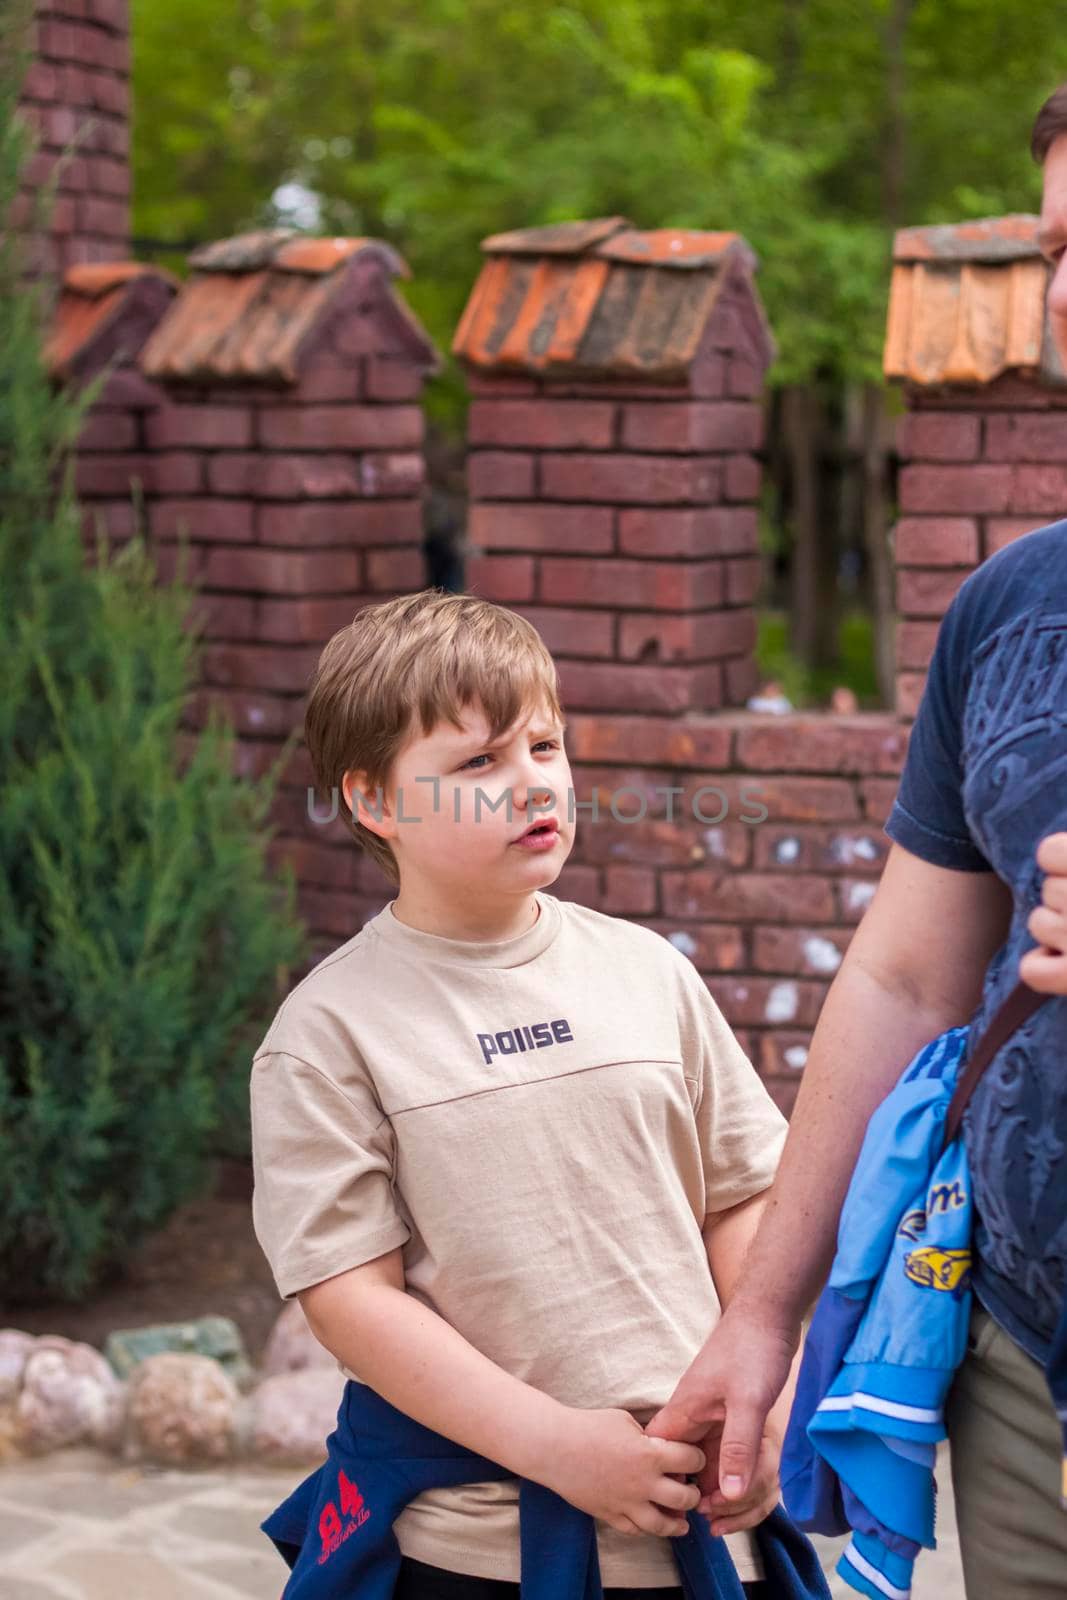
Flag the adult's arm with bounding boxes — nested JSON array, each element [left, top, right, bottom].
[[646, 842, 1012, 1501], [674, 1188, 803, 1535]]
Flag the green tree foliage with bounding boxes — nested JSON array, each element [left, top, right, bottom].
[[132, 0, 1067, 396], [0, 44, 307, 1301]]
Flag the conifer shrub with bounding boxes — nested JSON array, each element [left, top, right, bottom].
[[0, 36, 307, 1301]]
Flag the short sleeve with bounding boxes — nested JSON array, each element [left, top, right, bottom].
[[250, 1051, 410, 1300], [673, 955, 788, 1217], [885, 583, 991, 872]]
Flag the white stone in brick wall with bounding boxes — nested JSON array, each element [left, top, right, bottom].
[[702, 827, 730, 859], [667, 931, 698, 958], [784, 1045, 809, 1071], [802, 936, 842, 975], [829, 834, 879, 867], [766, 982, 798, 1024], [845, 881, 877, 915]]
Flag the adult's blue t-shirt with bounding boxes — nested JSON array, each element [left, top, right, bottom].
[[885, 518, 1067, 1366]]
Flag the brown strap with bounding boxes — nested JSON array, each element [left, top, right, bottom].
[[942, 979, 1046, 1149]]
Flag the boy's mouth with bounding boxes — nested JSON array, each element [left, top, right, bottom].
[[512, 818, 560, 847]]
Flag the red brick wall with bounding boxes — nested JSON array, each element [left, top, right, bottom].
[[15, 0, 130, 277], [894, 376, 1065, 715], [167, 359, 426, 817], [553, 711, 905, 1116], [456, 335, 911, 1107], [69, 303, 433, 952], [465, 352, 766, 718]]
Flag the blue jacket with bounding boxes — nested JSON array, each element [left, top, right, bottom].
[[781, 1024, 1067, 1600], [262, 1379, 832, 1600]]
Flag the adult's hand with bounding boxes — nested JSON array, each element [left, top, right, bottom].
[[1022, 832, 1067, 994], [643, 1303, 799, 1523]]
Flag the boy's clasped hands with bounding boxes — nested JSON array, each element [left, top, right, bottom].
[[536, 1401, 780, 1541]]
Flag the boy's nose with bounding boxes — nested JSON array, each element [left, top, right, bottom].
[[518, 781, 554, 811]]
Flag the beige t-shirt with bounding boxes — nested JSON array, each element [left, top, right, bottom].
[[250, 889, 788, 1586]]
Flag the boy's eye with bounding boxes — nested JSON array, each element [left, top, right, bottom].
[[459, 740, 558, 772]]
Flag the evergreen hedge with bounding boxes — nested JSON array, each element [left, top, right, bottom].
[[0, 37, 307, 1301]]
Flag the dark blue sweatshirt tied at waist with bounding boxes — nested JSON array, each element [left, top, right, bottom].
[[262, 1379, 832, 1600]]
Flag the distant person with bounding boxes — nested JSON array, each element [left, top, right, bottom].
[[828, 687, 858, 714], [747, 680, 794, 715]]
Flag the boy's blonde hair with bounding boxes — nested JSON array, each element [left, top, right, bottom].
[[304, 588, 565, 886]]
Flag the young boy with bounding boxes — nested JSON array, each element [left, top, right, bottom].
[[250, 589, 792, 1599]]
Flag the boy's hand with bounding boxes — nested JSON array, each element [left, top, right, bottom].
[[686, 1415, 783, 1536], [1022, 832, 1067, 994], [544, 1407, 706, 1537], [642, 1304, 798, 1525]]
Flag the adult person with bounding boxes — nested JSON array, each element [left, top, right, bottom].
[[647, 84, 1067, 1600]]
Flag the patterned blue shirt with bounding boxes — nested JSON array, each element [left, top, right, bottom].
[[885, 519, 1067, 1365]]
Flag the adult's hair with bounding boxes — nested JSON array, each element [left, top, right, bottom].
[[1031, 84, 1067, 163]]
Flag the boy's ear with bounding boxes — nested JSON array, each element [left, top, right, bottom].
[[343, 769, 389, 835]]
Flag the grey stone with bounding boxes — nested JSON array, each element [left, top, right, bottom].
[[170, 1500, 273, 1550], [0, 1579, 74, 1599], [183, 1550, 286, 1598], [260, 1302, 335, 1378], [14, 1340, 124, 1455], [0, 1505, 53, 1556], [250, 1367, 343, 1464], [105, 1316, 253, 1392], [0, 1465, 173, 1520], [0, 1333, 35, 1405], [126, 1354, 239, 1466], [42, 1549, 225, 1600]]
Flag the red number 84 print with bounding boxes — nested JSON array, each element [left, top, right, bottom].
[[317, 1469, 371, 1564]]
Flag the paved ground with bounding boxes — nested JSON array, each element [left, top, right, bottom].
[[0, 1446, 965, 1599]]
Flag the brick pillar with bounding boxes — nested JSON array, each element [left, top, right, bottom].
[[447, 219, 905, 1118], [42, 263, 176, 552], [15, 0, 130, 279], [135, 231, 440, 953], [454, 220, 775, 715], [886, 215, 1062, 715]]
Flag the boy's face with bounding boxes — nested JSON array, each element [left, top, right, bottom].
[[346, 698, 575, 903]]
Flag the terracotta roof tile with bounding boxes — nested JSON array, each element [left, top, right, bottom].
[[141, 231, 436, 386], [597, 228, 754, 271], [884, 214, 1065, 387], [44, 263, 179, 381], [453, 217, 773, 381], [481, 218, 629, 256], [274, 235, 408, 277], [893, 214, 1042, 264], [64, 262, 177, 297]]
